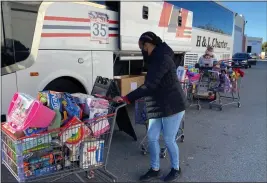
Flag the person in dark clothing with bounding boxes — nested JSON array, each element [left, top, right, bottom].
[[113, 32, 186, 182]]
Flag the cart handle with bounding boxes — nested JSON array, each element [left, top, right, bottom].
[[93, 94, 127, 110]]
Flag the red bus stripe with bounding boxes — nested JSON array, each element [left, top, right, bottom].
[[41, 33, 118, 37], [108, 20, 118, 24], [158, 2, 173, 27], [44, 16, 118, 24], [109, 34, 118, 37], [44, 16, 90, 22], [41, 33, 91, 37]]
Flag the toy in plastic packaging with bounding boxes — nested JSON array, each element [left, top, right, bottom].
[[7, 92, 55, 132], [87, 97, 109, 119], [217, 73, 232, 93], [71, 93, 95, 115], [38, 91, 69, 127], [177, 66, 186, 82], [60, 117, 84, 145], [23, 151, 63, 178], [61, 93, 83, 126], [59, 117, 92, 161], [24, 127, 47, 136], [79, 140, 104, 169], [38, 91, 62, 111]]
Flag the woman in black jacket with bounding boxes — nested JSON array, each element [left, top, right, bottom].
[[113, 32, 186, 182]]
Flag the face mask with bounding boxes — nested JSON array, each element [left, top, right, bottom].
[[140, 42, 150, 65], [142, 49, 148, 57]]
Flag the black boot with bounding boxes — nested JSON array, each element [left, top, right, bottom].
[[139, 168, 161, 182], [164, 167, 181, 182]]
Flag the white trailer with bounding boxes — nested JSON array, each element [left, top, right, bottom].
[[1, 1, 193, 120], [168, 1, 235, 66]]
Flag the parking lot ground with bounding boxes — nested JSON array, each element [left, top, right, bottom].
[[1, 62, 267, 182]]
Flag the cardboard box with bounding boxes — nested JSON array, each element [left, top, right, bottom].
[[114, 75, 145, 96]]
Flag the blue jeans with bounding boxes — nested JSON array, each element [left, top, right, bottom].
[[147, 111, 185, 170]]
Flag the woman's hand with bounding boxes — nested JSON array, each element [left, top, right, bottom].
[[113, 96, 124, 103]]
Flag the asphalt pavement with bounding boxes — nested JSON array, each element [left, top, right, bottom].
[[1, 62, 267, 182]]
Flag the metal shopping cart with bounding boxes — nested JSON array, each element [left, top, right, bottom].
[[209, 68, 242, 111], [1, 99, 126, 182], [186, 68, 217, 110], [136, 98, 185, 159]]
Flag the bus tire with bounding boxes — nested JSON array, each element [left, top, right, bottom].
[[43, 77, 87, 94]]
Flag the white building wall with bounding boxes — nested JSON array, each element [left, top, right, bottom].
[[246, 36, 263, 55], [233, 14, 245, 54]]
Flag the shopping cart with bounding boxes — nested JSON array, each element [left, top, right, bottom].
[[135, 98, 185, 159], [186, 74, 201, 110], [186, 68, 217, 110], [209, 68, 242, 111], [1, 97, 126, 182]]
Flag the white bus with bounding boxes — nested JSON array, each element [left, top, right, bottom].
[[167, 1, 235, 66], [1, 1, 193, 121]]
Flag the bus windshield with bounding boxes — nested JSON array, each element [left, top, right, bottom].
[[1, 1, 41, 71]]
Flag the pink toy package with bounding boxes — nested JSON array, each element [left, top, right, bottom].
[[7, 92, 55, 132]]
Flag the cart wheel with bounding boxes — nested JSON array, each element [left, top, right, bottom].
[[160, 152, 167, 159], [180, 135, 185, 142], [142, 150, 147, 155], [87, 170, 95, 179], [160, 148, 167, 158], [141, 146, 147, 155], [197, 105, 201, 110], [238, 102, 241, 108], [219, 106, 223, 111]]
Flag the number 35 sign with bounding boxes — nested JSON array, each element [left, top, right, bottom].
[[89, 11, 109, 44]]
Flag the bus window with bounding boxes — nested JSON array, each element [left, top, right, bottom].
[[169, 1, 234, 36], [9, 2, 40, 63], [1, 2, 15, 69]]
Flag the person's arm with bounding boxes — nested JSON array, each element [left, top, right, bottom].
[[124, 55, 172, 104]]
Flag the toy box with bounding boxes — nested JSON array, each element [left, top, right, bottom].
[[1, 124, 59, 182], [79, 140, 104, 169]]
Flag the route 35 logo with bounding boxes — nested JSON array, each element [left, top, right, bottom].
[[88, 11, 109, 44]]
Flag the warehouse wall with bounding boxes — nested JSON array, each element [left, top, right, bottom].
[[233, 14, 245, 54]]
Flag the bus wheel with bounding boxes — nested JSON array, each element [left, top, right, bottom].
[[43, 77, 87, 94]]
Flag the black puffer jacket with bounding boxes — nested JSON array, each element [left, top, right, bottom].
[[126, 42, 186, 119]]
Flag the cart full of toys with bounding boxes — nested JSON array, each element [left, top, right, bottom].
[[209, 65, 244, 111], [177, 65, 216, 110], [1, 91, 126, 182]]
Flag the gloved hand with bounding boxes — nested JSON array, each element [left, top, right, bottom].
[[113, 96, 124, 103], [113, 96, 130, 104]]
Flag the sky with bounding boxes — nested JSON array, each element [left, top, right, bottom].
[[221, 1, 267, 42]]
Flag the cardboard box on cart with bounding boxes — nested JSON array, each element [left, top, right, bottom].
[[114, 75, 145, 96]]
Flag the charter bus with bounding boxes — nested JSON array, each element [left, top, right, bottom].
[[167, 1, 235, 66], [1, 1, 193, 121]]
